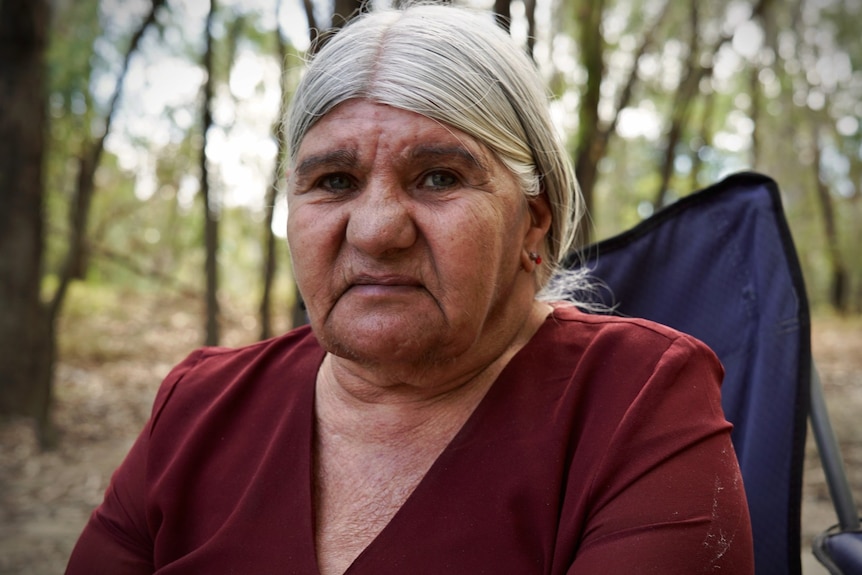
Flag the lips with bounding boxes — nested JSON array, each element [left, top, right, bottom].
[[350, 274, 422, 287], [344, 273, 425, 298]]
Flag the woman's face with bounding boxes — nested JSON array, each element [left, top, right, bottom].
[[287, 100, 549, 369]]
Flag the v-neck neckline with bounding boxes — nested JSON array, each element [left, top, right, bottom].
[[305, 310, 556, 575]]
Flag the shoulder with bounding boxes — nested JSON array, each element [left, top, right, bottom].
[[502, 303, 725, 437], [540, 303, 720, 371], [149, 325, 324, 428], [169, 323, 320, 374], [514, 303, 726, 429], [547, 302, 699, 340]]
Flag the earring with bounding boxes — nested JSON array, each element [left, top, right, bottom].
[[529, 252, 542, 265]]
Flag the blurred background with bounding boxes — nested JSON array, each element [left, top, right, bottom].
[[0, 0, 860, 572]]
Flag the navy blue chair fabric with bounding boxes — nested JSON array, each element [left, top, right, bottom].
[[566, 172, 810, 575]]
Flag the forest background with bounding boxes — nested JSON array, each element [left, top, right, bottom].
[[0, 0, 860, 572]]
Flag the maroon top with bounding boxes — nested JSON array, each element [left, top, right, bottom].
[[66, 305, 754, 574]]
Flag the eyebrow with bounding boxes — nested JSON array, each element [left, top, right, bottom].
[[407, 144, 489, 172], [293, 143, 490, 181], [293, 149, 359, 179]]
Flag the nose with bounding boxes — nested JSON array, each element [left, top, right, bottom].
[[346, 178, 417, 257]]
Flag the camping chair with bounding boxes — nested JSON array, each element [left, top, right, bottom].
[[565, 172, 861, 574]]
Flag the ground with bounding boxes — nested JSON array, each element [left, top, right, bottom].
[[0, 290, 860, 574]]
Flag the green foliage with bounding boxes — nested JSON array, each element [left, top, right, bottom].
[[47, 0, 99, 124], [41, 0, 861, 323]]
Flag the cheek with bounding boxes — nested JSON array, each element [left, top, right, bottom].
[[450, 198, 524, 255], [287, 206, 345, 295], [288, 201, 345, 251], [286, 210, 312, 275], [424, 204, 521, 292]]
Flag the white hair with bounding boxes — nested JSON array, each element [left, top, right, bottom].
[[285, 3, 590, 297]]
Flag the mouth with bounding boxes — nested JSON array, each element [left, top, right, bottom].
[[351, 274, 422, 287], [346, 274, 424, 296]]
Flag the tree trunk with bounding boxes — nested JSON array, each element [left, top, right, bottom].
[[653, 0, 773, 208], [50, 0, 164, 322], [259, 2, 290, 339], [572, 0, 606, 248], [332, 0, 367, 27], [689, 89, 715, 192], [493, 0, 511, 32], [812, 133, 849, 313], [301, 0, 320, 50], [1, 0, 164, 444], [524, 0, 536, 58], [201, 0, 220, 346], [568, 0, 670, 240], [0, 0, 54, 443], [653, 3, 701, 209], [304, 0, 365, 54], [579, 0, 670, 215], [748, 65, 761, 169]]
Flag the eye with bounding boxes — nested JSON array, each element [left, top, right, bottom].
[[420, 170, 458, 190], [318, 173, 355, 192]]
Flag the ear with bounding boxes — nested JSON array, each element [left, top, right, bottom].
[[520, 193, 552, 271], [525, 193, 552, 251]]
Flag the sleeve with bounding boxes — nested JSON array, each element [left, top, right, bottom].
[[568, 334, 755, 575], [64, 350, 205, 575]]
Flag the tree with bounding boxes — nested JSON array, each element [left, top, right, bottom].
[[571, 0, 605, 246], [0, 0, 53, 441], [567, 0, 670, 245], [752, 0, 860, 311], [6, 2, 854, 450], [0, 0, 163, 443], [259, 0, 291, 340], [652, 0, 772, 209], [52, 0, 167, 318], [333, 0, 369, 25], [201, 0, 220, 346], [811, 127, 849, 312]]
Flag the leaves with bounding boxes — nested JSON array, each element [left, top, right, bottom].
[[39, 0, 862, 323]]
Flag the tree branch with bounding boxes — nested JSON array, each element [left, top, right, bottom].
[[49, 0, 166, 322]]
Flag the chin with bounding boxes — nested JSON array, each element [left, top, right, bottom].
[[318, 318, 463, 368]]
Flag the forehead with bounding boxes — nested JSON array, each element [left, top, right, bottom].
[[294, 100, 490, 165]]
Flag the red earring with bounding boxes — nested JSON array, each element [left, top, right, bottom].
[[529, 252, 542, 265]]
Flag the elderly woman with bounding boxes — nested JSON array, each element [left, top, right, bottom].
[[66, 4, 754, 574]]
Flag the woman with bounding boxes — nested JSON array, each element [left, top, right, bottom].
[[66, 4, 754, 574]]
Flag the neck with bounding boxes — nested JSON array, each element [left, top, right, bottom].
[[315, 300, 552, 439]]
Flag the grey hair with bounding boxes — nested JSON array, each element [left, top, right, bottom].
[[285, 3, 590, 297]]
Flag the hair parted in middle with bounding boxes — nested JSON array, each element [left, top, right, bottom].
[[285, 3, 589, 295]]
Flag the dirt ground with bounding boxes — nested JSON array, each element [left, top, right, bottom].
[[1, 291, 860, 574]]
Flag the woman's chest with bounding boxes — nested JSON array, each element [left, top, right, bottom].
[[312, 429, 450, 575]]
